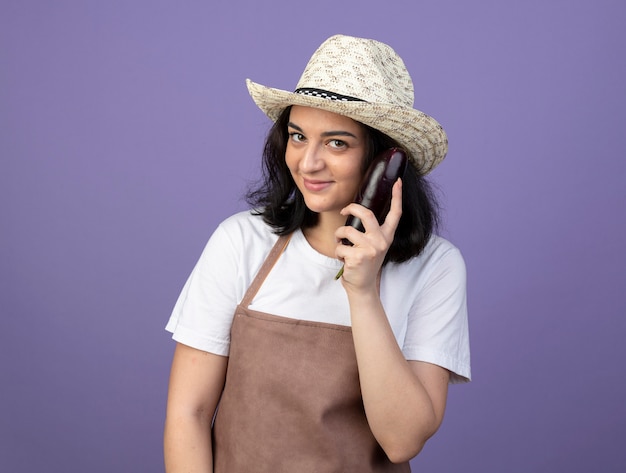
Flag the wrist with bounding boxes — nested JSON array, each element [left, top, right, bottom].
[[344, 284, 383, 312]]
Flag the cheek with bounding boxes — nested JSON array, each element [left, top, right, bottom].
[[284, 150, 296, 175], [344, 159, 365, 187], [284, 143, 299, 170], [346, 176, 363, 199]]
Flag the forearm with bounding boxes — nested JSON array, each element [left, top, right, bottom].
[[164, 413, 214, 472], [347, 290, 441, 462], [164, 344, 228, 472]]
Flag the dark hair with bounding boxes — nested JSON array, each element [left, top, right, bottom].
[[245, 107, 440, 263]]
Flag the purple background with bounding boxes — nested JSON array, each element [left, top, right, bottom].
[[2, 1, 625, 471]]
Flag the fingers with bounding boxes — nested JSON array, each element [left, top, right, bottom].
[[334, 179, 403, 279], [337, 178, 403, 244], [383, 178, 403, 236], [335, 208, 376, 247]]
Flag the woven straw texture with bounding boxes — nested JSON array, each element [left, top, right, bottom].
[[247, 34, 448, 174]]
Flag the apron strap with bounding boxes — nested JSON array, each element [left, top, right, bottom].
[[239, 233, 292, 308]]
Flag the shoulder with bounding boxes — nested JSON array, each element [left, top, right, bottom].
[[212, 210, 278, 248], [383, 235, 466, 295], [407, 235, 466, 275], [422, 235, 465, 269], [203, 210, 279, 270], [216, 209, 271, 233]]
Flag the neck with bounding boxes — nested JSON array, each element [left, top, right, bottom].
[[303, 211, 346, 258]]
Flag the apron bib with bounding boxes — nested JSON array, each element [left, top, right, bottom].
[[212, 235, 410, 472]]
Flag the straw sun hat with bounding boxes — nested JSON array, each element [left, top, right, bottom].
[[246, 34, 448, 174]]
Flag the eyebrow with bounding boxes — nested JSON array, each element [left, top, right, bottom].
[[287, 122, 358, 139]]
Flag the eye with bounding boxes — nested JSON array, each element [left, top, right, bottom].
[[288, 132, 306, 143], [328, 139, 347, 149]]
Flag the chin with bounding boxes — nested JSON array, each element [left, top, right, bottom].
[[303, 201, 344, 217], [303, 203, 329, 214], [299, 191, 351, 216]]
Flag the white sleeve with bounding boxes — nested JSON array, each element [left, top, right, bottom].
[[401, 247, 471, 383], [165, 223, 243, 356]]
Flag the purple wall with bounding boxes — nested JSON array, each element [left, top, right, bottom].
[[2, 1, 625, 471]]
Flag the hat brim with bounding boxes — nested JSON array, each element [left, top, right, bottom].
[[246, 79, 448, 174]]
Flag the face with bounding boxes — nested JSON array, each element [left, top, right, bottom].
[[285, 106, 367, 218]]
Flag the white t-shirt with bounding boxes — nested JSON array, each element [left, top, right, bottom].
[[166, 210, 471, 383]]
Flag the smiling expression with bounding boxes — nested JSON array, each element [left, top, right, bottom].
[[285, 106, 367, 219]]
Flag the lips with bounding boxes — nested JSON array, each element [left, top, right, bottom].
[[302, 178, 333, 192]]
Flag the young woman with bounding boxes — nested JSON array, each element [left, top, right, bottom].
[[164, 35, 471, 472]]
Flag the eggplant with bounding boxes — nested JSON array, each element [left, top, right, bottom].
[[335, 147, 408, 279]]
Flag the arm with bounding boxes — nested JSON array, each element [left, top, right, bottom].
[[164, 343, 228, 472], [347, 291, 449, 462], [335, 180, 449, 462]]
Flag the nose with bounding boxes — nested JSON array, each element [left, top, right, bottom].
[[299, 144, 325, 173]]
